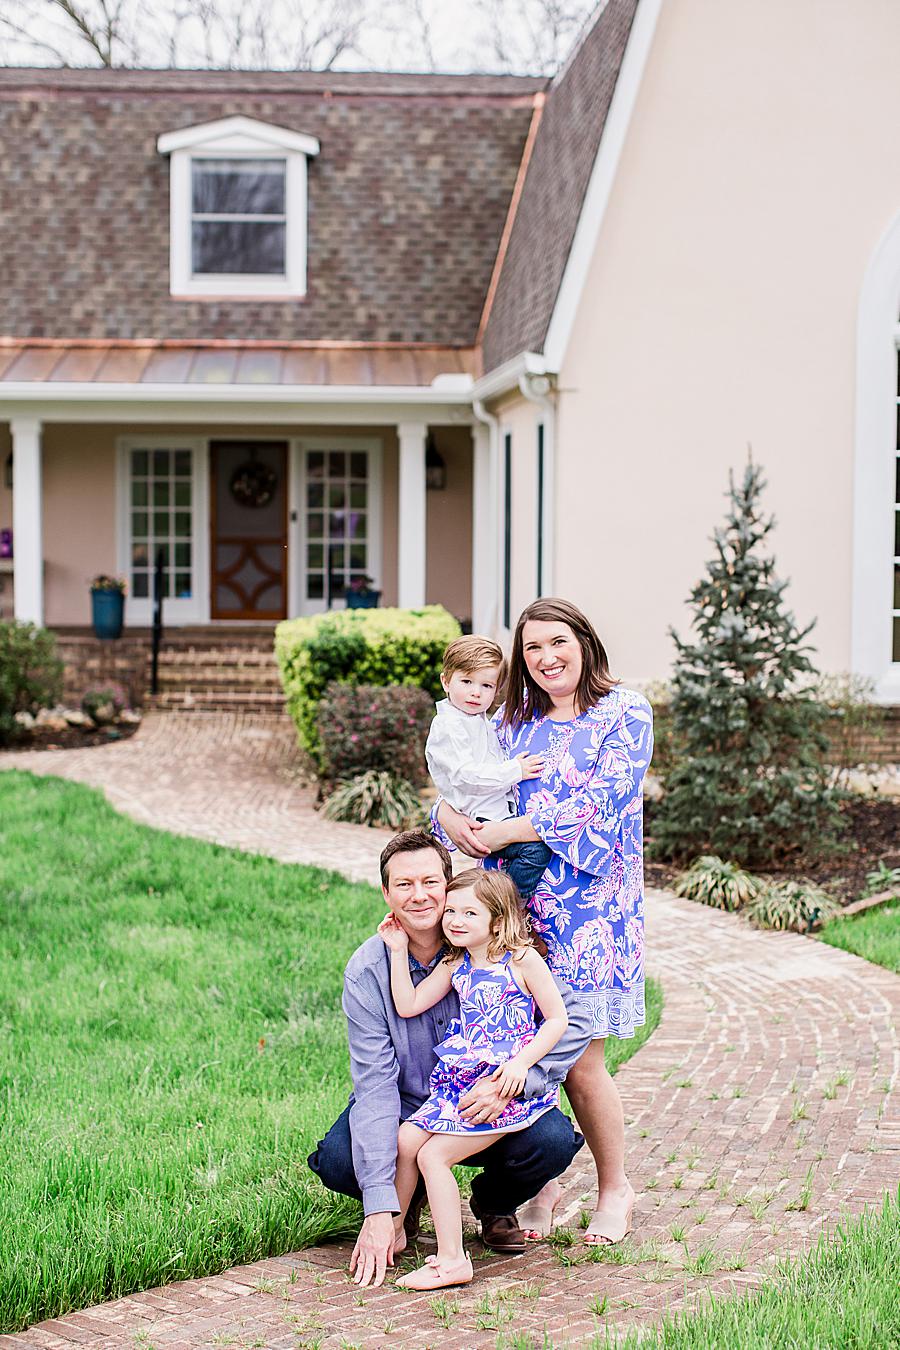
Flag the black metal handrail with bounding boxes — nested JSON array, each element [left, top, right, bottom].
[[150, 550, 165, 695]]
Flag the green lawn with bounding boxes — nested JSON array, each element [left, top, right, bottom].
[[0, 771, 660, 1333], [611, 1191, 900, 1350], [819, 900, 900, 974]]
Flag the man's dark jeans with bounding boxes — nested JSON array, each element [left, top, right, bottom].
[[308, 1104, 583, 1217]]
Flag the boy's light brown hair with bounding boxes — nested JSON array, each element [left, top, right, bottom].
[[441, 634, 506, 681], [442, 868, 532, 965]]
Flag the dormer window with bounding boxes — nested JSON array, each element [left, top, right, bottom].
[[157, 117, 319, 299]]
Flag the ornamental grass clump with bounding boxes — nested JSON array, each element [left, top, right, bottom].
[[745, 879, 840, 933], [652, 458, 844, 868], [322, 769, 425, 830], [673, 855, 763, 912], [0, 620, 63, 745], [275, 605, 459, 761]]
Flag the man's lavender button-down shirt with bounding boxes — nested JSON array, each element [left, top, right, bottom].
[[341, 934, 593, 1216]]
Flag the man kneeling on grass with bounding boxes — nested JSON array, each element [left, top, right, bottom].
[[308, 829, 590, 1288]]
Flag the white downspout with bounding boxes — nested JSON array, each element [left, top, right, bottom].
[[517, 372, 556, 597], [472, 399, 501, 637]]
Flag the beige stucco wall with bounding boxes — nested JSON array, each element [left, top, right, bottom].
[[555, 0, 900, 687], [426, 425, 474, 622], [9, 420, 471, 627]]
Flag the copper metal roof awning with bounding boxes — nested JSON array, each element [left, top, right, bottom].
[[0, 341, 479, 389]]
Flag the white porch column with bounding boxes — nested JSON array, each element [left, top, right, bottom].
[[397, 420, 427, 608], [471, 421, 497, 634], [11, 417, 44, 625]]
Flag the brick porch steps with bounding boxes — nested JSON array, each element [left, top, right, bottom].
[[53, 626, 287, 714]]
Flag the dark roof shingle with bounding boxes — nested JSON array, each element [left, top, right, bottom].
[[481, 0, 639, 372]]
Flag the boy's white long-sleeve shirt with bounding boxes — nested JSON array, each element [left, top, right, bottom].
[[425, 698, 522, 821]]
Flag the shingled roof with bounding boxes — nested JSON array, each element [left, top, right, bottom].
[[0, 67, 542, 347], [481, 0, 639, 372]]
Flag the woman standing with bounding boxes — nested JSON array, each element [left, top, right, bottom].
[[436, 598, 652, 1245]]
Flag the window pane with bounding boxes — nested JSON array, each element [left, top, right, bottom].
[[308, 452, 325, 478], [192, 159, 285, 215], [156, 543, 170, 568], [307, 512, 324, 538], [132, 573, 149, 599], [175, 573, 192, 597], [349, 513, 367, 541], [131, 512, 148, 538], [175, 482, 191, 507], [154, 511, 169, 536], [174, 542, 191, 568], [350, 453, 367, 479], [329, 485, 345, 510], [307, 484, 324, 509], [175, 513, 191, 537], [895, 509, 900, 558], [153, 481, 169, 507], [894, 616, 900, 663], [192, 220, 285, 275], [349, 543, 366, 569], [307, 573, 323, 600], [174, 450, 192, 477], [131, 449, 148, 476], [894, 562, 900, 609], [307, 543, 323, 569], [329, 543, 344, 571], [153, 450, 169, 475], [132, 543, 148, 567], [329, 452, 346, 476], [329, 511, 347, 539], [349, 484, 367, 508], [131, 480, 148, 507]]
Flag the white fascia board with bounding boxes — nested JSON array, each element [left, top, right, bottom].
[[0, 382, 474, 405], [542, 0, 663, 372], [472, 351, 548, 402], [158, 116, 320, 158]]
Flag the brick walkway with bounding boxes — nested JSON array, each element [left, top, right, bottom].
[[1, 715, 898, 1349]]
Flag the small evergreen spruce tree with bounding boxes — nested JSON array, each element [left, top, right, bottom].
[[653, 458, 843, 866]]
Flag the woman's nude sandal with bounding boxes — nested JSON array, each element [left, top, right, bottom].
[[518, 1180, 562, 1240], [583, 1186, 635, 1247], [396, 1253, 473, 1291]]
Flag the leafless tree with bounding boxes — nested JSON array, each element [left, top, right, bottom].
[[0, 0, 597, 72]]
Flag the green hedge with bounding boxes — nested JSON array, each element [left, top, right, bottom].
[[275, 605, 460, 759]]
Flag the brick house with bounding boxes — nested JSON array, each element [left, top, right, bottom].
[[1, 0, 899, 706]]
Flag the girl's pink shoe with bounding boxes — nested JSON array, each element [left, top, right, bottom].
[[396, 1253, 473, 1290]]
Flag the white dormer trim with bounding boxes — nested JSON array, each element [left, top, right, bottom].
[[157, 117, 320, 301]]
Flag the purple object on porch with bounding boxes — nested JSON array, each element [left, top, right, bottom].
[[0, 529, 11, 559]]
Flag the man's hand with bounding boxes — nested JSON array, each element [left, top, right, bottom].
[[491, 1054, 529, 1098], [349, 1211, 396, 1288], [377, 914, 409, 952], [515, 752, 545, 780], [458, 1074, 509, 1124], [437, 801, 490, 857]]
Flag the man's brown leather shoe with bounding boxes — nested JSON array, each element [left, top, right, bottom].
[[470, 1198, 526, 1254]]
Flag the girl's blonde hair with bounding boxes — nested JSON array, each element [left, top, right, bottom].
[[442, 868, 532, 964]]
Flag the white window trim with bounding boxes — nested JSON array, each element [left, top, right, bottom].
[[290, 435, 383, 617], [157, 117, 320, 300], [116, 434, 210, 626], [852, 206, 900, 703]]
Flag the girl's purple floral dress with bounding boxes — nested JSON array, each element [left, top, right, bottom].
[[408, 952, 559, 1135], [494, 688, 653, 1039]]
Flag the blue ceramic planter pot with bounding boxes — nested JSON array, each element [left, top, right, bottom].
[[91, 588, 125, 640]]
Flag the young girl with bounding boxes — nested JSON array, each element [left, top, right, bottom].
[[377, 869, 568, 1291]]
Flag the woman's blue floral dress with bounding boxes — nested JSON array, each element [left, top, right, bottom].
[[494, 688, 653, 1039], [408, 952, 559, 1135]]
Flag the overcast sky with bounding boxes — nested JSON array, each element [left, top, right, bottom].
[[0, 0, 600, 74]]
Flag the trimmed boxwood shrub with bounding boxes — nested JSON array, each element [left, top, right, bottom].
[[317, 682, 434, 788], [275, 605, 459, 760], [0, 621, 64, 746]]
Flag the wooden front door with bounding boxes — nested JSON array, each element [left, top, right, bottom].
[[210, 440, 288, 620]]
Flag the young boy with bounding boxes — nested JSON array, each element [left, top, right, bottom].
[[425, 635, 552, 899]]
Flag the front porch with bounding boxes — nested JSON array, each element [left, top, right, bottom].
[[0, 342, 501, 638]]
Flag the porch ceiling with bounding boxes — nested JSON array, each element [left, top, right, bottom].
[[0, 341, 478, 389]]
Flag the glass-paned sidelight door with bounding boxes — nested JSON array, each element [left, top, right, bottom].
[[123, 440, 204, 624], [300, 444, 379, 613]]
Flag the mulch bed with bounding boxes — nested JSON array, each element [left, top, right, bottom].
[[3, 722, 141, 753], [644, 796, 900, 906]]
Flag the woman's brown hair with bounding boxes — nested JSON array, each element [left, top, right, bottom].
[[442, 869, 532, 965], [501, 597, 619, 730]]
